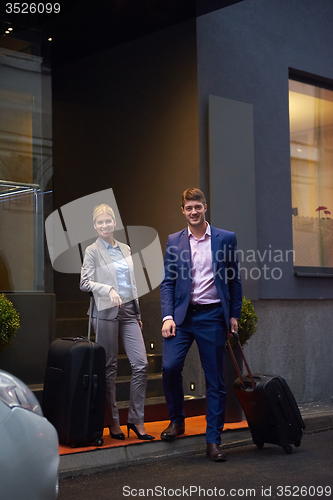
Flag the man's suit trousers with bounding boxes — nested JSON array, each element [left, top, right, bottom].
[[93, 301, 148, 426], [162, 305, 227, 444]]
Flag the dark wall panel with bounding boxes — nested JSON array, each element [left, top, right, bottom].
[[209, 95, 258, 299], [52, 20, 199, 301]]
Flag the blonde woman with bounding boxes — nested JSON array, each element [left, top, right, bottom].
[[80, 204, 154, 440]]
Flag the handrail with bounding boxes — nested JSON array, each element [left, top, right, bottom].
[[0, 180, 40, 189]]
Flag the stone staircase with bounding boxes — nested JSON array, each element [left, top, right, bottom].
[[32, 301, 206, 424], [55, 300, 164, 403], [55, 301, 91, 339]]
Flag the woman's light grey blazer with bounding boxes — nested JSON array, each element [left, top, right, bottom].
[[80, 237, 141, 319]]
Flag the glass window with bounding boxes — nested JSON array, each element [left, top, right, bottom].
[[0, 181, 43, 291], [289, 78, 333, 272], [0, 27, 52, 291]]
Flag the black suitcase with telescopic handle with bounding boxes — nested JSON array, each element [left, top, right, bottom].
[[43, 295, 106, 447], [227, 332, 305, 454]]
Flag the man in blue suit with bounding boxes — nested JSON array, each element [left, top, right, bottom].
[[160, 188, 242, 462]]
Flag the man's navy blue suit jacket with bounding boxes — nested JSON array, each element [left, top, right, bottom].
[[160, 226, 242, 328]]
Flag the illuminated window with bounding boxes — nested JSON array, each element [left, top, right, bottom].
[[0, 33, 52, 292], [289, 77, 333, 272]]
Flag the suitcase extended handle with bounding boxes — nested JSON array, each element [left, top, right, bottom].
[[227, 331, 256, 390], [88, 295, 100, 341], [80, 246, 100, 342]]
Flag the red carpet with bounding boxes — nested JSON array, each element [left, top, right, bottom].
[[59, 416, 248, 455]]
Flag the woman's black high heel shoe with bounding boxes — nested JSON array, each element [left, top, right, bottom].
[[108, 427, 125, 440], [127, 422, 155, 441]]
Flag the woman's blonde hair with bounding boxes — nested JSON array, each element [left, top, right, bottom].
[[93, 204, 116, 224]]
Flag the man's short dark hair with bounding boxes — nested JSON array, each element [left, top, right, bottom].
[[181, 188, 206, 208]]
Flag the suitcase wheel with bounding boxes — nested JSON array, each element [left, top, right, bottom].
[[294, 439, 301, 448], [251, 434, 264, 449], [95, 437, 104, 447], [282, 445, 293, 454]]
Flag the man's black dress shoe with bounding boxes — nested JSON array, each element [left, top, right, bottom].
[[206, 443, 227, 462], [160, 422, 185, 441]]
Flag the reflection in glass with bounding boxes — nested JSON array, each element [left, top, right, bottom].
[[0, 27, 52, 292], [289, 79, 333, 268], [0, 181, 44, 292]]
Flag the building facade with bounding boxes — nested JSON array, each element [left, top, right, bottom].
[[0, 0, 332, 402]]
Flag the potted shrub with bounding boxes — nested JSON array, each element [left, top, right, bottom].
[[0, 294, 20, 355], [229, 296, 258, 349], [225, 297, 258, 422]]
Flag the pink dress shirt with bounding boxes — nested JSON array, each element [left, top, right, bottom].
[[188, 223, 220, 305], [163, 223, 220, 322]]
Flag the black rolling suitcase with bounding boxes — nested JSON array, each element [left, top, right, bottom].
[[43, 297, 106, 447], [227, 332, 305, 454]]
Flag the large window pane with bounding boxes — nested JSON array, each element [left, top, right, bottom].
[[0, 182, 43, 291], [0, 28, 52, 291], [289, 79, 333, 270]]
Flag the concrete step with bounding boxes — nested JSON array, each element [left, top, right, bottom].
[[117, 353, 162, 377], [55, 319, 126, 355], [55, 323, 162, 362], [31, 380, 206, 426], [56, 317, 89, 339], [31, 368, 165, 406], [54, 301, 161, 358], [117, 395, 206, 424], [56, 301, 90, 319], [116, 373, 163, 401], [50, 300, 167, 416]]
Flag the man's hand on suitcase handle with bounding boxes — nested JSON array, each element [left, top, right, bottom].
[[229, 317, 238, 333], [228, 317, 240, 343]]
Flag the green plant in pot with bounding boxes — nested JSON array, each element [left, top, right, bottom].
[[0, 294, 20, 355], [229, 296, 258, 348]]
